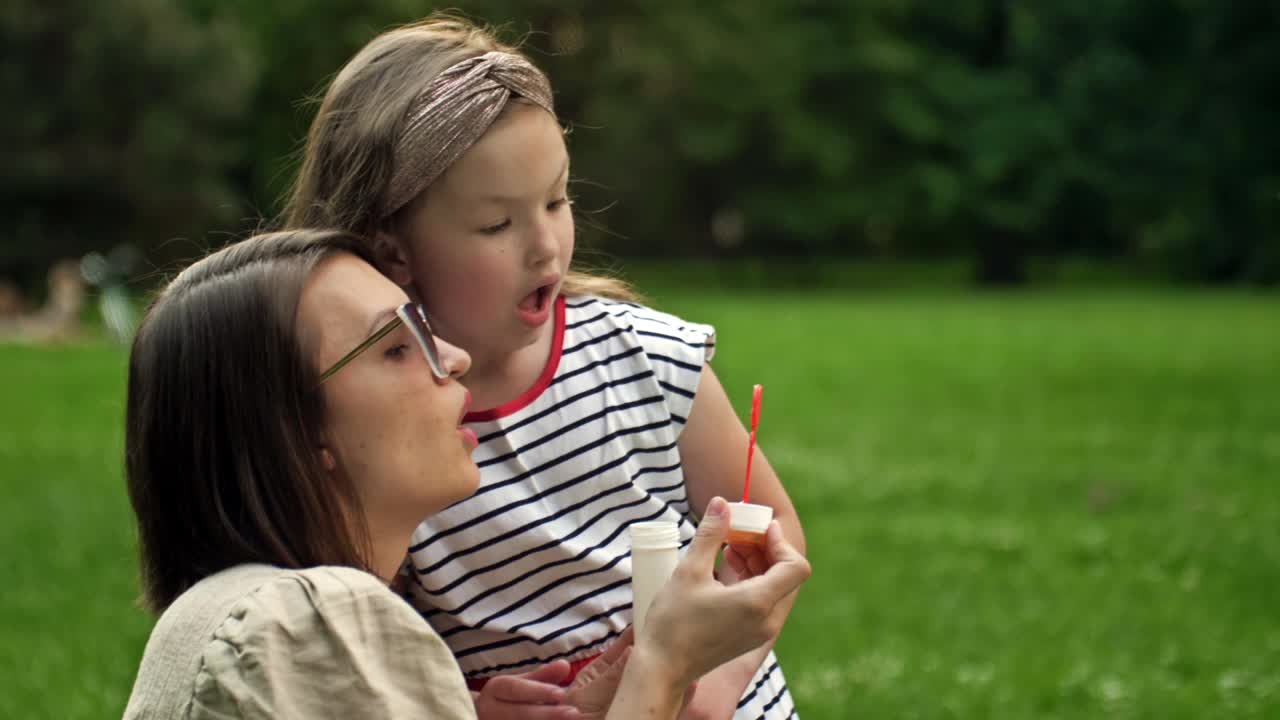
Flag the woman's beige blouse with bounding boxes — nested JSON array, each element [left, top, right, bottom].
[[123, 564, 477, 719]]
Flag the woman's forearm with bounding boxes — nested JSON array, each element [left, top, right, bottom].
[[605, 645, 688, 720]]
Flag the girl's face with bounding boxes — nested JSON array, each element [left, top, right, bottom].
[[297, 252, 480, 531], [390, 102, 574, 367]]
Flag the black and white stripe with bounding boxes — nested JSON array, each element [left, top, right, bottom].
[[408, 296, 796, 719]]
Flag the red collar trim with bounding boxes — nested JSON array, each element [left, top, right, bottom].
[[463, 295, 565, 422]]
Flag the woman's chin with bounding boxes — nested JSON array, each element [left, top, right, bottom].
[[457, 465, 482, 500], [432, 465, 483, 512]]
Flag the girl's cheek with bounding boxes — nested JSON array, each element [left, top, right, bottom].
[[452, 271, 496, 303]]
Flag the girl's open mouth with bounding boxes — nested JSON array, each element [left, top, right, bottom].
[[516, 283, 554, 326], [519, 284, 551, 312]]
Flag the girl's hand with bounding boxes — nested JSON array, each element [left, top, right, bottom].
[[472, 660, 579, 720], [638, 497, 811, 692]]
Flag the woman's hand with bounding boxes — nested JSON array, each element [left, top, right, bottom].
[[723, 537, 772, 582], [569, 629, 698, 720], [640, 496, 811, 692]]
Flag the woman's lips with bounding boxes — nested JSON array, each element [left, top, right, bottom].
[[459, 426, 479, 450], [458, 391, 477, 449]]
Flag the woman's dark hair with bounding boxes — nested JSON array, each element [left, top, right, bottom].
[[125, 229, 375, 612]]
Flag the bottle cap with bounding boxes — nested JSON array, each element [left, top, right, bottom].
[[629, 521, 680, 550], [728, 502, 773, 534]]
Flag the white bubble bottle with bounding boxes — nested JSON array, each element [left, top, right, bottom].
[[628, 521, 681, 633]]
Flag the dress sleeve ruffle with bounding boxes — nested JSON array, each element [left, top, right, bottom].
[[186, 566, 477, 719]]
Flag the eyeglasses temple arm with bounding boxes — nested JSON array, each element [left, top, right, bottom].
[[315, 316, 403, 385]]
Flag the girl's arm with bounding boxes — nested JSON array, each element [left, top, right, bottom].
[[676, 365, 808, 718]]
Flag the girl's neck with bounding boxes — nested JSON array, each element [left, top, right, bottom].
[[461, 317, 556, 412]]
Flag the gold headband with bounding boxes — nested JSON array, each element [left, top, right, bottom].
[[382, 51, 556, 218]]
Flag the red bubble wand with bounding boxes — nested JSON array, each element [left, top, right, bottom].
[[743, 384, 763, 503]]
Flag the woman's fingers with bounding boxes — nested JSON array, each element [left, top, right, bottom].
[[723, 544, 749, 579], [682, 496, 731, 572], [752, 521, 811, 600], [727, 541, 770, 578]]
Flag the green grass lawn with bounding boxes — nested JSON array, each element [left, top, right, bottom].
[[2, 288, 1277, 718]]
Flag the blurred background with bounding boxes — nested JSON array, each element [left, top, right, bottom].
[[3, 0, 1279, 288], [1, 1, 1278, 718]]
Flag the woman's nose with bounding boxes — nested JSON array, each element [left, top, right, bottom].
[[436, 338, 472, 379]]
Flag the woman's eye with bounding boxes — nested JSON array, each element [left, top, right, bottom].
[[384, 343, 411, 359], [547, 197, 572, 211], [478, 219, 511, 235]]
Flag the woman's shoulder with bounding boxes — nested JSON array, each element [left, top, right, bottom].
[[186, 564, 411, 641], [189, 565, 469, 717], [127, 565, 468, 719], [130, 567, 396, 681], [139, 565, 291, 658], [123, 564, 307, 717], [154, 564, 389, 632], [193, 565, 407, 649]]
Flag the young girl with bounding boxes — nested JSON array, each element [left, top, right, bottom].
[[284, 16, 807, 720]]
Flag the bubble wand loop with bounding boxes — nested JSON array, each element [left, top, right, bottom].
[[743, 384, 763, 503]]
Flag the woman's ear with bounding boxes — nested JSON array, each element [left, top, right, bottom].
[[371, 228, 414, 287], [318, 447, 338, 472]]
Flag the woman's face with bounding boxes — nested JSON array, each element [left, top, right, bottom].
[[297, 252, 479, 530]]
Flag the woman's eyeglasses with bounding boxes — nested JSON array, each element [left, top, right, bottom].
[[316, 303, 446, 384]]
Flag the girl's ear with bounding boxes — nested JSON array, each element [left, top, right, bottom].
[[371, 228, 414, 287]]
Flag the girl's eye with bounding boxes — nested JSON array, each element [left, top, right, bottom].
[[384, 343, 411, 359], [547, 197, 572, 211], [478, 219, 511, 235]]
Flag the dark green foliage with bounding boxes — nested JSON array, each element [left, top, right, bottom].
[[1, 0, 255, 287], [3, 1, 1277, 284]]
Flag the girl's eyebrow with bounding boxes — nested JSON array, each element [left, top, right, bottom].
[[477, 157, 570, 203]]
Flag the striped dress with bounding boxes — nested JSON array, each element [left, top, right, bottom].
[[407, 295, 797, 719]]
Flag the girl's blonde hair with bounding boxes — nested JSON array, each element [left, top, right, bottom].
[[282, 14, 636, 302]]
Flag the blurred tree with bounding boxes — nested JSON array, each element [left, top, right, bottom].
[[4, 0, 1275, 287], [517, 0, 1278, 284], [184, 0, 446, 217], [1010, 1, 1280, 283], [0, 0, 255, 288]]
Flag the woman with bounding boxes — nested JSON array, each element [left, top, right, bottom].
[[122, 229, 810, 719]]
